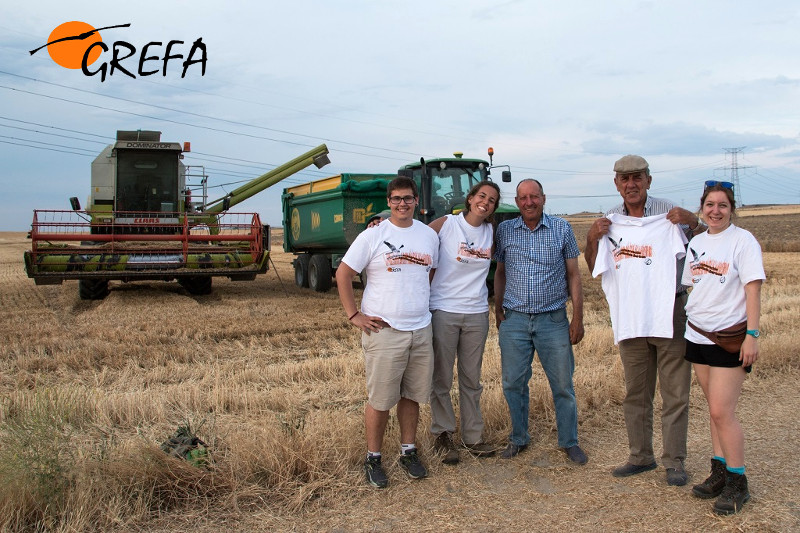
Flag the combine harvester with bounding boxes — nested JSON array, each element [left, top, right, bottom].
[[24, 130, 330, 299]]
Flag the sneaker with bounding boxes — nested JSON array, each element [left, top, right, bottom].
[[563, 445, 588, 465], [713, 471, 750, 515], [397, 449, 428, 479], [463, 442, 497, 458], [364, 455, 388, 488], [434, 432, 460, 465], [612, 461, 657, 477], [692, 458, 727, 499]]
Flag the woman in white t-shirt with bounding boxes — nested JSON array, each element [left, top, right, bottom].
[[428, 180, 500, 464], [681, 181, 765, 516]]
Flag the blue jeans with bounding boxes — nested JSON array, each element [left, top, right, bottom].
[[499, 308, 579, 448]]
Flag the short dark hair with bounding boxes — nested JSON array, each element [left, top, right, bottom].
[[387, 176, 418, 197], [515, 178, 544, 196]]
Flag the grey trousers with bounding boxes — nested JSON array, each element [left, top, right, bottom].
[[429, 310, 490, 445], [617, 293, 692, 469]]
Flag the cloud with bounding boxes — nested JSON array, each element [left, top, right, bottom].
[[581, 121, 794, 157]]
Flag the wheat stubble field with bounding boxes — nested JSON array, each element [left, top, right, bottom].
[[1, 206, 799, 532]]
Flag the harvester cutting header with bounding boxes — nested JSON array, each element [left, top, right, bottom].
[[24, 130, 330, 299]]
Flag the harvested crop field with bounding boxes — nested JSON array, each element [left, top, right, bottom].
[[1, 204, 799, 532]]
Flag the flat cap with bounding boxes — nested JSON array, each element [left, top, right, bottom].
[[614, 154, 649, 174]]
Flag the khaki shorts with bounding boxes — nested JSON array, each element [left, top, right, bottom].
[[362, 324, 434, 411]]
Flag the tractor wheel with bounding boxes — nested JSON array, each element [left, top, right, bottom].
[[78, 279, 109, 300], [294, 254, 311, 288], [308, 255, 332, 293], [179, 276, 213, 295]]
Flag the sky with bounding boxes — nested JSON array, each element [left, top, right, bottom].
[[1, 0, 799, 231]]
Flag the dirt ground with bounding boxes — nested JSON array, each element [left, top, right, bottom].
[[132, 367, 799, 533]]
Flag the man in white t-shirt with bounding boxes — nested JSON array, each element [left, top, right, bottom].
[[585, 155, 705, 487], [336, 176, 439, 489]]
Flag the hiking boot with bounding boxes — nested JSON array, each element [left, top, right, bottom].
[[464, 442, 497, 458], [434, 432, 460, 465], [364, 455, 388, 489], [666, 460, 688, 486], [612, 461, 657, 477], [713, 471, 750, 515], [692, 458, 726, 499], [397, 449, 428, 479]]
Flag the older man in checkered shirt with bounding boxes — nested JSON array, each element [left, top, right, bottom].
[[493, 178, 587, 465]]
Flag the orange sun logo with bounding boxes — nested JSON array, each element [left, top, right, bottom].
[[45, 21, 103, 69], [29, 22, 130, 69]]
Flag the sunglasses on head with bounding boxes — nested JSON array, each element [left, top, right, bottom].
[[705, 180, 734, 189]]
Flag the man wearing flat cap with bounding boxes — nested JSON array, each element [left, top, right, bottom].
[[585, 155, 706, 487]]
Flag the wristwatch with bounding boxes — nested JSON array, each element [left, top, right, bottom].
[[746, 329, 760, 338]]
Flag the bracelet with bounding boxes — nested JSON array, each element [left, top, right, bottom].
[[348, 311, 359, 321]]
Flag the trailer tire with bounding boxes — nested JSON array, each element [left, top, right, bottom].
[[179, 276, 213, 295], [78, 279, 109, 300], [294, 254, 310, 288], [308, 254, 332, 293]]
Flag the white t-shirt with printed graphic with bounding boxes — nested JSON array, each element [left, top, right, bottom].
[[592, 213, 688, 344], [429, 213, 493, 314], [681, 224, 765, 345], [341, 218, 439, 331]]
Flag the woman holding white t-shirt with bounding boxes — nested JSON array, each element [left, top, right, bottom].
[[428, 180, 500, 464], [681, 181, 765, 516]]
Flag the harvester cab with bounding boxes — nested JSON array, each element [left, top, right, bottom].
[[25, 131, 330, 299], [83, 130, 186, 231]]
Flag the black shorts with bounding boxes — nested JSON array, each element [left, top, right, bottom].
[[685, 341, 751, 373]]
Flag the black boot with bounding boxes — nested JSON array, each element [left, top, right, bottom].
[[692, 458, 726, 499], [713, 470, 750, 515]]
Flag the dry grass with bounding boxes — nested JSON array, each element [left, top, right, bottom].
[[1, 207, 799, 532]]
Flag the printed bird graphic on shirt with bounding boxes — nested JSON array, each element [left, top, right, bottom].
[[688, 247, 725, 276], [382, 240, 430, 266]]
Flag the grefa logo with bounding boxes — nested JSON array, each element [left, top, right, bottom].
[[29, 21, 207, 82]]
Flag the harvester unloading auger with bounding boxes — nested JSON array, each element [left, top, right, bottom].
[[24, 130, 330, 299]]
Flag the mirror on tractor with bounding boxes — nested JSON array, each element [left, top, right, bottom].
[[69, 197, 81, 210], [502, 170, 512, 183]]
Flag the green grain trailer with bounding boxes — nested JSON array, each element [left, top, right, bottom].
[[282, 173, 394, 292]]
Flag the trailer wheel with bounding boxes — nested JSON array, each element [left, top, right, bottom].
[[78, 279, 109, 300], [294, 254, 310, 288], [308, 254, 332, 292], [179, 276, 213, 295]]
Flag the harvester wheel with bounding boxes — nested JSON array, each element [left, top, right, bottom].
[[308, 254, 332, 293], [78, 279, 109, 300], [179, 276, 212, 295], [294, 254, 310, 288]]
